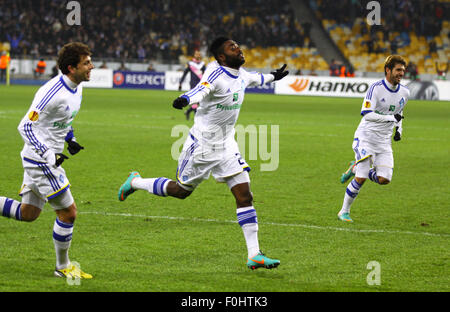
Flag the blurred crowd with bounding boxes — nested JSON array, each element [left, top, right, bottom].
[[0, 0, 309, 62], [310, 0, 448, 54], [311, 0, 445, 37]]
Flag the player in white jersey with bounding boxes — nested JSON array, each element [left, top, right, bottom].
[[338, 55, 410, 222], [118, 37, 289, 270], [0, 42, 94, 279]]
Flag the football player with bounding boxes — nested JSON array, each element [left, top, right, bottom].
[[0, 42, 94, 279], [338, 55, 410, 222], [119, 37, 288, 270]]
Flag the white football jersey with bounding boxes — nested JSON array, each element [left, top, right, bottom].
[[355, 78, 409, 145], [181, 62, 274, 146], [18, 75, 83, 161]]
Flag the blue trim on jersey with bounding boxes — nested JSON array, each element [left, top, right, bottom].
[[260, 73, 264, 86], [24, 123, 48, 155], [361, 110, 372, 116], [65, 129, 74, 142], [37, 81, 63, 111], [184, 85, 205, 99], [37, 80, 61, 109], [180, 95, 190, 103], [207, 68, 224, 83], [381, 79, 400, 93], [59, 76, 78, 94], [220, 66, 239, 79], [366, 80, 383, 100]]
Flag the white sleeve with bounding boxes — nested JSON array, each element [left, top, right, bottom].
[[181, 81, 214, 104], [363, 112, 396, 123], [17, 91, 55, 158], [245, 70, 274, 88]]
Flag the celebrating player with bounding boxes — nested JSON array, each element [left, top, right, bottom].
[[178, 50, 206, 120], [338, 55, 410, 222], [119, 37, 289, 270], [0, 42, 94, 279]]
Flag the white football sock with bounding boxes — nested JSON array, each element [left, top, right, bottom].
[[237, 206, 260, 258]]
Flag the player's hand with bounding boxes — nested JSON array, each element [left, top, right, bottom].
[[42, 150, 68, 167], [173, 97, 189, 109], [393, 127, 401, 141], [55, 153, 69, 167], [271, 64, 289, 81], [67, 139, 84, 155], [394, 114, 404, 122]]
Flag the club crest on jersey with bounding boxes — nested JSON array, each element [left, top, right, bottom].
[[59, 174, 65, 184], [364, 101, 371, 108], [399, 98, 405, 108], [28, 111, 39, 122]]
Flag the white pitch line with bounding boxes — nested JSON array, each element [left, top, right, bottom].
[[79, 211, 450, 238]]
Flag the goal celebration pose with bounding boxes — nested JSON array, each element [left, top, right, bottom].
[[119, 37, 288, 270], [338, 55, 410, 222]]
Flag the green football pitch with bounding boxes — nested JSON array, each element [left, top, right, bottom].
[[0, 85, 448, 292]]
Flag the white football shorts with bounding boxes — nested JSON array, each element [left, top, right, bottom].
[[19, 156, 73, 209], [352, 138, 394, 180], [176, 133, 250, 191]]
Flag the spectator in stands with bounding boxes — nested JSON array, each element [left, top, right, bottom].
[[147, 63, 155, 72], [118, 61, 129, 71], [346, 66, 355, 77], [435, 61, 449, 80], [339, 64, 347, 77], [429, 40, 437, 54], [406, 61, 419, 81], [99, 61, 108, 69], [33, 58, 46, 78], [329, 59, 340, 76]]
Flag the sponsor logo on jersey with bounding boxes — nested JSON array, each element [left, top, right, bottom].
[[53, 120, 74, 129], [28, 111, 39, 122], [364, 101, 371, 108], [216, 103, 242, 111]]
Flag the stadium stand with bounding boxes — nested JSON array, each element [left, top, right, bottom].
[[0, 0, 447, 76], [309, 0, 450, 76], [0, 0, 327, 72]]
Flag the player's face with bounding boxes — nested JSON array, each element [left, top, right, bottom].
[[221, 40, 245, 69], [387, 63, 405, 85], [70, 55, 94, 84], [194, 50, 201, 60]]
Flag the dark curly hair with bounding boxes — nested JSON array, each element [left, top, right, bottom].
[[57, 42, 92, 74]]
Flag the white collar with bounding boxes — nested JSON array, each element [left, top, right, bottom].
[[62, 74, 79, 89], [383, 78, 397, 90], [221, 65, 240, 76]]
